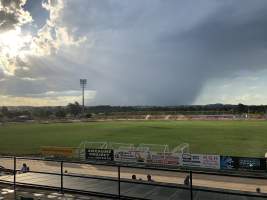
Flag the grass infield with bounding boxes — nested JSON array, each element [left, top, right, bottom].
[[1, 120, 267, 157]]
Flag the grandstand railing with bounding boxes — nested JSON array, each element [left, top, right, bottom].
[[1, 156, 267, 199]]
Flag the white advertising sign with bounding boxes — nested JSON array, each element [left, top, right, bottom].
[[190, 154, 202, 167], [182, 153, 220, 169], [182, 153, 192, 167], [202, 154, 220, 169], [114, 150, 147, 163], [164, 153, 181, 166], [148, 152, 181, 166], [114, 149, 182, 166]]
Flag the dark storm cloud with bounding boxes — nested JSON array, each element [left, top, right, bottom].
[[175, 2, 267, 74], [53, 0, 222, 105], [59, 0, 267, 105]]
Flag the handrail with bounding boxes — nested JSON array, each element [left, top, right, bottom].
[[5, 156, 267, 179], [1, 156, 267, 200]]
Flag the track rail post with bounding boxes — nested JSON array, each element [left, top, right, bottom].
[[190, 170, 193, 200], [13, 156, 16, 190], [118, 165, 121, 199], [60, 161, 63, 193]]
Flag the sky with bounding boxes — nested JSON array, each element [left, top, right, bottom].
[[1, 0, 267, 106]]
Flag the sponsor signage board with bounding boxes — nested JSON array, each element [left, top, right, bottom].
[[164, 153, 181, 166], [114, 149, 147, 163], [147, 152, 181, 166], [182, 153, 220, 169], [220, 156, 266, 170], [190, 154, 202, 168], [238, 157, 266, 170], [147, 152, 165, 165], [220, 156, 239, 170], [85, 149, 114, 161], [41, 146, 76, 157], [182, 153, 192, 167], [114, 150, 181, 166], [202, 154, 220, 169]]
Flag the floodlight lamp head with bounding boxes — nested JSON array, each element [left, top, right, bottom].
[[80, 79, 87, 87]]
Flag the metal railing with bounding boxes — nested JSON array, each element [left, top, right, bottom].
[[1, 156, 267, 199]]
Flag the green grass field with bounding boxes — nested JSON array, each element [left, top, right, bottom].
[[1, 120, 267, 157]]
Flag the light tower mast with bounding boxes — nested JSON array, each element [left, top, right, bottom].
[[80, 79, 87, 114]]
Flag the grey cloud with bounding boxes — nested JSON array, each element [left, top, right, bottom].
[[172, 2, 267, 76], [52, 0, 223, 105], [1, 0, 22, 9], [0, 11, 19, 31], [3, 0, 267, 105], [87, 1, 267, 105], [0, 0, 30, 31]]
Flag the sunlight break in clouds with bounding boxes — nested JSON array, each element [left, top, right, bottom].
[[0, 0, 85, 76], [0, 90, 96, 106]]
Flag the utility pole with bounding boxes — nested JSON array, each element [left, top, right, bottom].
[[80, 79, 87, 114]]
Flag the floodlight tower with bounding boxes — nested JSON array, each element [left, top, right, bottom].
[[80, 79, 87, 114]]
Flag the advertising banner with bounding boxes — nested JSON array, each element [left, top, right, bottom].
[[164, 153, 181, 166], [114, 150, 181, 166], [114, 149, 148, 163], [220, 156, 239, 169], [221, 156, 266, 170], [147, 152, 181, 166], [41, 146, 76, 157], [238, 157, 266, 170], [202, 154, 220, 169], [182, 153, 220, 169], [147, 152, 165, 165], [190, 154, 202, 167], [85, 149, 114, 161], [181, 153, 192, 167]]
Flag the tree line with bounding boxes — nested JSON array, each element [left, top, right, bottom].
[[0, 102, 88, 121], [0, 103, 266, 121]]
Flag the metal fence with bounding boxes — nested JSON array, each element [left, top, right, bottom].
[[1, 156, 267, 200]]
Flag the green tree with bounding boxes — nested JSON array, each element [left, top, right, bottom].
[[237, 103, 247, 114], [1, 106, 8, 116], [85, 113, 92, 118], [67, 102, 82, 116], [55, 108, 66, 118], [33, 109, 52, 119]]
